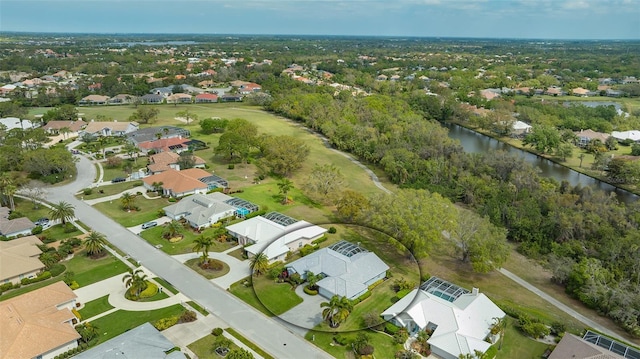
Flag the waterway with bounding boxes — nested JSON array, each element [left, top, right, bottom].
[[444, 122, 638, 204]]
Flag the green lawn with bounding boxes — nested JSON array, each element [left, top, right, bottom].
[[305, 328, 402, 359], [93, 197, 169, 227], [153, 277, 179, 294], [78, 295, 114, 320], [187, 333, 242, 359], [251, 275, 303, 316], [139, 223, 235, 255], [66, 251, 130, 287], [79, 180, 144, 200], [40, 223, 82, 241], [225, 328, 275, 359], [496, 317, 553, 359], [186, 301, 208, 316], [88, 305, 185, 344], [13, 197, 53, 222], [229, 277, 272, 316], [185, 258, 230, 279]]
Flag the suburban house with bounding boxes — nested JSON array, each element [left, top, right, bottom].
[[0, 206, 36, 238], [479, 88, 501, 100], [0, 282, 81, 359], [79, 94, 110, 105], [549, 331, 639, 359], [74, 322, 186, 359], [226, 212, 327, 262], [139, 137, 193, 155], [142, 168, 220, 197], [571, 87, 596, 97], [147, 151, 206, 174], [150, 87, 173, 98], [81, 120, 139, 137], [163, 192, 238, 229], [0, 117, 35, 131], [286, 240, 389, 300], [612, 130, 640, 143], [140, 93, 164, 104], [0, 235, 45, 284], [126, 126, 191, 146], [511, 120, 532, 136], [219, 94, 243, 102], [167, 93, 193, 104], [576, 129, 611, 147], [545, 86, 566, 96], [194, 93, 218, 103], [109, 94, 138, 105], [381, 277, 506, 359], [42, 120, 87, 137]]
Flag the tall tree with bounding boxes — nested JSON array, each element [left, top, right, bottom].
[[123, 142, 140, 164], [0, 173, 17, 210], [304, 164, 345, 204], [335, 190, 369, 223], [320, 295, 353, 328], [250, 253, 269, 276], [193, 235, 213, 264], [277, 178, 293, 204], [162, 220, 183, 239], [258, 135, 310, 177], [122, 268, 148, 297], [176, 110, 198, 126], [120, 192, 136, 211], [49, 201, 75, 224], [128, 107, 159, 124], [84, 231, 107, 256], [214, 119, 258, 163]]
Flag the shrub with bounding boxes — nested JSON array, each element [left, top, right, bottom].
[[69, 281, 80, 290], [138, 282, 157, 298], [303, 286, 318, 295], [212, 327, 224, 336], [328, 226, 337, 234], [333, 334, 349, 345], [228, 164, 235, 169], [268, 265, 284, 280], [299, 244, 317, 257], [359, 344, 374, 355], [397, 289, 411, 299], [550, 321, 566, 336], [153, 316, 179, 330], [352, 291, 371, 305], [393, 328, 409, 344], [367, 278, 384, 290], [179, 310, 197, 323], [392, 278, 415, 292], [31, 226, 43, 235], [63, 223, 76, 233], [72, 308, 81, 320], [83, 188, 93, 195], [385, 322, 401, 335], [168, 197, 177, 202], [49, 263, 65, 277], [312, 236, 328, 245], [245, 209, 267, 220]]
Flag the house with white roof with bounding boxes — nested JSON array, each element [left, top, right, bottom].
[[163, 192, 237, 230], [511, 120, 532, 136], [381, 277, 505, 359], [612, 130, 640, 143], [0, 117, 35, 131], [286, 240, 389, 300], [226, 212, 327, 262]]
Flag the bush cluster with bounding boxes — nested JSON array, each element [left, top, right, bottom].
[[138, 282, 157, 298], [299, 244, 318, 257], [303, 286, 318, 295], [179, 310, 197, 323], [333, 334, 349, 345], [351, 291, 371, 305], [211, 327, 224, 336], [327, 226, 337, 234], [154, 316, 179, 330], [21, 271, 51, 285], [385, 322, 401, 335], [311, 235, 328, 245]]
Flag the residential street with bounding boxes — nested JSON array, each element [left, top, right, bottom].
[[46, 155, 332, 359]]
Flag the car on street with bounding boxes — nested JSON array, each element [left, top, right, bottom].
[[112, 177, 126, 183]]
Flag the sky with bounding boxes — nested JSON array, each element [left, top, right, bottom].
[[1, 0, 639, 40]]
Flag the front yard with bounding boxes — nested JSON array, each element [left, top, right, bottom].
[[139, 224, 236, 255], [93, 196, 169, 227], [67, 250, 130, 287]]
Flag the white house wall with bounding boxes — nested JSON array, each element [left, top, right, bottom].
[[42, 341, 79, 359]]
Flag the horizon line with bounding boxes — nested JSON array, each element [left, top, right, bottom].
[[1, 30, 639, 42]]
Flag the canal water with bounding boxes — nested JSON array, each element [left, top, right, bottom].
[[444, 122, 638, 204]]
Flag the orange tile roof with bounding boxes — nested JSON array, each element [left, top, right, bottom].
[[0, 235, 44, 282], [142, 169, 208, 194], [138, 137, 190, 153], [147, 151, 205, 173], [0, 282, 80, 359]]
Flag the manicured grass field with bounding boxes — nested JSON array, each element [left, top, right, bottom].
[[186, 301, 208, 316], [78, 295, 114, 320], [88, 305, 185, 344], [229, 277, 272, 316], [187, 333, 241, 358], [39, 223, 82, 241], [67, 251, 130, 287], [78, 180, 144, 200], [496, 317, 553, 359], [305, 328, 403, 359], [13, 197, 53, 222], [225, 328, 275, 359], [185, 258, 230, 279], [251, 275, 303, 316], [139, 224, 235, 255], [93, 197, 169, 227]]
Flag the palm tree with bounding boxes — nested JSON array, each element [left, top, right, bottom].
[[162, 220, 183, 239], [0, 173, 16, 210], [193, 235, 213, 265], [250, 252, 269, 276], [120, 192, 136, 211], [123, 142, 140, 164], [49, 201, 75, 224], [155, 132, 162, 140], [306, 271, 320, 290], [321, 295, 353, 328], [84, 231, 107, 256], [163, 127, 170, 136], [59, 126, 71, 140], [277, 178, 293, 204], [122, 268, 148, 298]]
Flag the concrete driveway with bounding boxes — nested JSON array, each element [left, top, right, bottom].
[[171, 247, 251, 290], [277, 285, 326, 336], [127, 215, 173, 235]]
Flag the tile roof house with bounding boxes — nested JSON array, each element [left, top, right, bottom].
[[576, 129, 611, 147], [141, 168, 213, 198], [195, 93, 218, 103], [138, 137, 192, 155], [286, 240, 389, 300], [226, 213, 327, 262], [108, 94, 138, 105], [42, 120, 87, 136], [382, 278, 505, 359], [0, 282, 80, 359], [74, 322, 186, 359], [0, 207, 36, 238], [549, 333, 625, 359], [147, 151, 206, 174], [163, 192, 237, 229], [79, 94, 110, 105], [81, 121, 139, 137], [166, 93, 193, 104], [140, 93, 164, 104], [0, 235, 45, 284]]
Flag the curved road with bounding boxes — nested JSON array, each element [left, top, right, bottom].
[[46, 155, 332, 359]]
